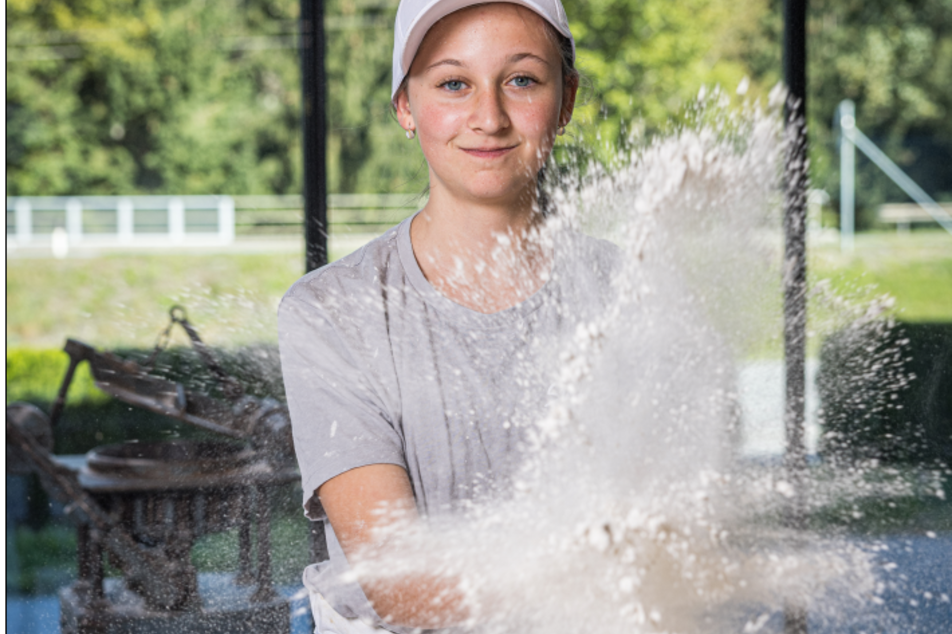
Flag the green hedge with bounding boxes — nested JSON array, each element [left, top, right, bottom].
[[818, 322, 952, 465], [6, 344, 284, 455], [6, 348, 110, 407], [112, 343, 285, 402], [7, 343, 293, 535]]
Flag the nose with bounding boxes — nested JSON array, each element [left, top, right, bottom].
[[467, 86, 510, 135]]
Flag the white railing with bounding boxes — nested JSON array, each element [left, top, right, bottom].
[[6, 195, 235, 249], [6, 193, 428, 257], [838, 99, 952, 251]]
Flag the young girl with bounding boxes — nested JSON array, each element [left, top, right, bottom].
[[278, 0, 618, 630]]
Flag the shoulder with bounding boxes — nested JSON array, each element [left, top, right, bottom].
[[565, 229, 623, 274], [548, 227, 623, 315], [555, 226, 623, 284], [279, 224, 404, 319]]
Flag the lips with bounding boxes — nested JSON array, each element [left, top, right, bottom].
[[461, 145, 517, 158]]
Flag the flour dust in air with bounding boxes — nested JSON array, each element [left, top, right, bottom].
[[344, 91, 948, 634]]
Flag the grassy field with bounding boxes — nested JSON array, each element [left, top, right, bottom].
[[809, 229, 952, 323], [6, 249, 306, 350], [7, 514, 313, 594], [5, 229, 950, 595], [6, 228, 950, 352]]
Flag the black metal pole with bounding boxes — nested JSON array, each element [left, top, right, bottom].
[[250, 484, 280, 603], [782, 0, 809, 632], [301, 0, 328, 272]]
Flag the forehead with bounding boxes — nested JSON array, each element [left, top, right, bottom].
[[414, 3, 558, 64]]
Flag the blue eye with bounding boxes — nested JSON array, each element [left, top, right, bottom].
[[511, 76, 534, 88], [443, 80, 464, 91]]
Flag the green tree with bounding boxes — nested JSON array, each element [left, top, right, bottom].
[[322, 0, 426, 194], [742, 0, 952, 225], [6, 0, 305, 196], [808, 0, 952, 223], [564, 0, 769, 158], [5, 0, 779, 197], [10, 0, 948, 205], [5, 0, 430, 196]]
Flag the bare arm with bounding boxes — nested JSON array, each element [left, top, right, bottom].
[[318, 464, 469, 629]]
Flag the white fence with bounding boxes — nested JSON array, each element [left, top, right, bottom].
[[838, 99, 952, 251], [6, 195, 235, 250], [6, 194, 427, 255]]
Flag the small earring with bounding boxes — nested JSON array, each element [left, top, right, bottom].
[[406, 128, 415, 140], [557, 125, 566, 136]]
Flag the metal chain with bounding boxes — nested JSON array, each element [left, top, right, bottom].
[[142, 310, 178, 369], [142, 305, 244, 401]]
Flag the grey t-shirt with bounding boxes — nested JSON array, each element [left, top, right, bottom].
[[278, 214, 619, 629]]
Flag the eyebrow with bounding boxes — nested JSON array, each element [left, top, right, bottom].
[[425, 59, 464, 72], [508, 52, 551, 66], [424, 52, 551, 72]]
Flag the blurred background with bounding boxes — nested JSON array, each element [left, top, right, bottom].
[[6, 0, 952, 631]]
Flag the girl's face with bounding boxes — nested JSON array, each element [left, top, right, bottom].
[[396, 3, 576, 209]]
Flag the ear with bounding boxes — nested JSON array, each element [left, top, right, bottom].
[[560, 75, 579, 127], [394, 87, 415, 133]]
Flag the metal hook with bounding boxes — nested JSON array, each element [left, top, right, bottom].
[[169, 305, 188, 324]]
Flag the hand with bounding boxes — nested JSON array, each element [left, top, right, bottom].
[[319, 464, 470, 628]]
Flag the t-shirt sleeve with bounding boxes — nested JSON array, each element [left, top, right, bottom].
[[278, 286, 405, 519]]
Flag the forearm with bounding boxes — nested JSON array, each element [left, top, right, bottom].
[[362, 571, 470, 629], [319, 464, 475, 629]]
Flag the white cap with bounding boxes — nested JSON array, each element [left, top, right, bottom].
[[391, 0, 574, 101]]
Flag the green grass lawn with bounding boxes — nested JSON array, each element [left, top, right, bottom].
[[810, 229, 952, 324], [5, 228, 951, 351], [6, 250, 306, 349], [7, 514, 313, 594], [5, 229, 950, 595]]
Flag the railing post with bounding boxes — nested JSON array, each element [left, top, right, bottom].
[[217, 196, 235, 244], [15, 198, 32, 244], [838, 99, 856, 252], [847, 120, 952, 236], [118, 198, 134, 243], [66, 198, 83, 243], [169, 197, 185, 243]]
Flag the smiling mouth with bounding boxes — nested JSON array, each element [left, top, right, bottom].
[[462, 145, 517, 159]]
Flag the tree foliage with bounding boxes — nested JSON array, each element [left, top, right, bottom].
[[805, 0, 952, 216], [565, 0, 766, 154], [741, 0, 952, 221], [7, 0, 304, 195], [5, 0, 427, 196], [6, 0, 951, 202]]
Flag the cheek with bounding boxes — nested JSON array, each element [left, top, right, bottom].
[[515, 100, 561, 144], [416, 102, 465, 143], [519, 92, 562, 129]]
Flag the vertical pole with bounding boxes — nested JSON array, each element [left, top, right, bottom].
[[838, 100, 856, 252], [169, 198, 186, 243], [218, 196, 235, 244], [15, 198, 32, 244], [118, 198, 135, 244], [77, 523, 93, 591], [250, 484, 279, 603], [77, 524, 105, 601], [783, 0, 809, 632], [301, 0, 329, 272], [66, 198, 83, 243], [236, 488, 255, 585], [309, 520, 329, 563], [88, 529, 104, 602]]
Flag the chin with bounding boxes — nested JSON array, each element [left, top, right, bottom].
[[463, 174, 539, 204], [464, 185, 534, 206]]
